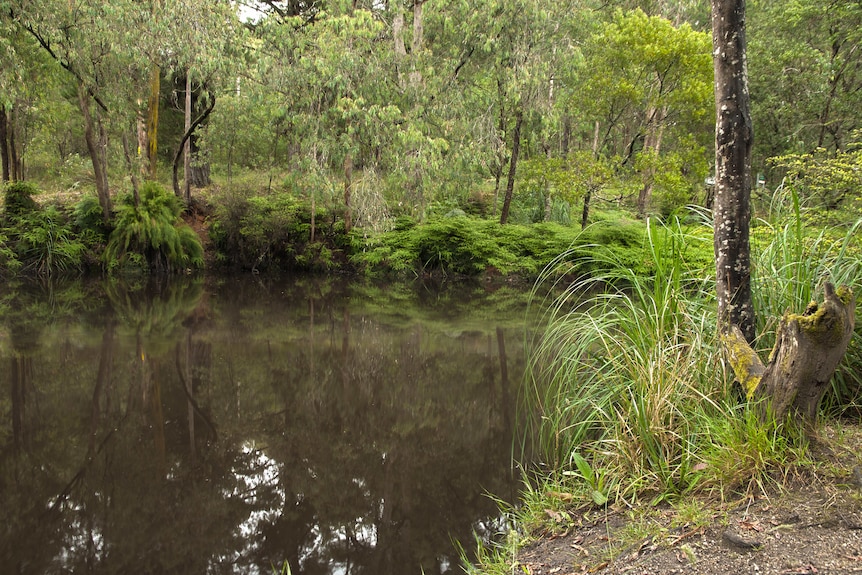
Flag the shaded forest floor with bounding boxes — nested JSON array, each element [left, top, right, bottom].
[[514, 424, 862, 575]]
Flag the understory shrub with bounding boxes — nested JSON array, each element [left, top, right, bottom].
[[210, 189, 345, 272], [353, 215, 714, 280], [2, 181, 86, 276], [16, 206, 86, 276], [105, 181, 203, 274], [3, 181, 39, 219]]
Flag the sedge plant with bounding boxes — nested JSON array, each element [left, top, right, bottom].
[[521, 211, 856, 507]]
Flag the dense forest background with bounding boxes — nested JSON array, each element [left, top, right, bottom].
[[0, 0, 860, 274]]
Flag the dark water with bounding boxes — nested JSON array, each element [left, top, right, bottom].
[[0, 275, 529, 575]]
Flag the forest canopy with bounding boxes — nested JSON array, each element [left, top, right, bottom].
[[0, 0, 860, 274]]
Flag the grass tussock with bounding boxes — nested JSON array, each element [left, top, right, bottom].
[[522, 203, 862, 511]]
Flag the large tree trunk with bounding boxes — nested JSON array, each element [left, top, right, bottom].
[[723, 283, 855, 426], [712, 0, 755, 342], [499, 108, 523, 225]]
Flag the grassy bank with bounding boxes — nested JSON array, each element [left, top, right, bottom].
[[464, 193, 862, 573]]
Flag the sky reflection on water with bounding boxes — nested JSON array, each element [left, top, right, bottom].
[[0, 276, 529, 574]]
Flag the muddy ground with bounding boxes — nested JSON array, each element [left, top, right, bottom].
[[516, 426, 862, 575]]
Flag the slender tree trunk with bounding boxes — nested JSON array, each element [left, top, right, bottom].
[[184, 73, 192, 204], [561, 115, 572, 156], [310, 190, 316, 243], [8, 105, 20, 181], [492, 99, 507, 218], [393, 5, 406, 88], [0, 104, 10, 182], [78, 83, 112, 223], [712, 0, 755, 342], [188, 81, 211, 187], [121, 131, 141, 206], [173, 94, 216, 201], [499, 108, 523, 225], [582, 120, 601, 229], [344, 153, 353, 232], [410, 0, 424, 87], [637, 106, 667, 218], [147, 65, 160, 178]]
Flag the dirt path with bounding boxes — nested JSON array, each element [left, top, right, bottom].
[[516, 428, 862, 575]]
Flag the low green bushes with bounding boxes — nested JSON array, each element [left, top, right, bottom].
[[104, 182, 203, 274], [0, 181, 89, 277], [210, 188, 346, 272], [352, 213, 713, 280], [1, 181, 203, 277]]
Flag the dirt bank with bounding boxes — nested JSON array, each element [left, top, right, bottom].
[[515, 425, 862, 575]]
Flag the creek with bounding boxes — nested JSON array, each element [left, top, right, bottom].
[[0, 275, 531, 575]]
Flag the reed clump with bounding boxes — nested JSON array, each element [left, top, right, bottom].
[[523, 200, 862, 506]]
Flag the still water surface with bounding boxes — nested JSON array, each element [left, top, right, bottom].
[[0, 275, 529, 574]]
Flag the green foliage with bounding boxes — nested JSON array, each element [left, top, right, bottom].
[[3, 181, 39, 219], [353, 213, 716, 281], [524, 199, 862, 511], [353, 217, 584, 278], [768, 143, 862, 220], [15, 206, 86, 276], [0, 228, 21, 275], [210, 187, 345, 272], [105, 181, 203, 274], [523, 216, 822, 507], [0, 181, 86, 277], [749, 0, 862, 160], [751, 186, 862, 415], [71, 194, 111, 259]]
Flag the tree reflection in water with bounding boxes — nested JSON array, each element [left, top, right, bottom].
[[0, 276, 528, 574]]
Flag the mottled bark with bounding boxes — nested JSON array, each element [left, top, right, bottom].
[[722, 284, 855, 426], [582, 120, 601, 229], [7, 104, 21, 180], [184, 73, 192, 203], [393, 4, 406, 87], [712, 0, 755, 342]]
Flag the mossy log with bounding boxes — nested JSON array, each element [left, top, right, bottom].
[[722, 282, 855, 425]]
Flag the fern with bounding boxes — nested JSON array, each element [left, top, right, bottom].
[[105, 181, 203, 273]]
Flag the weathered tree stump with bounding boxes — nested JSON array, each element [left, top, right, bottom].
[[722, 282, 855, 426]]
